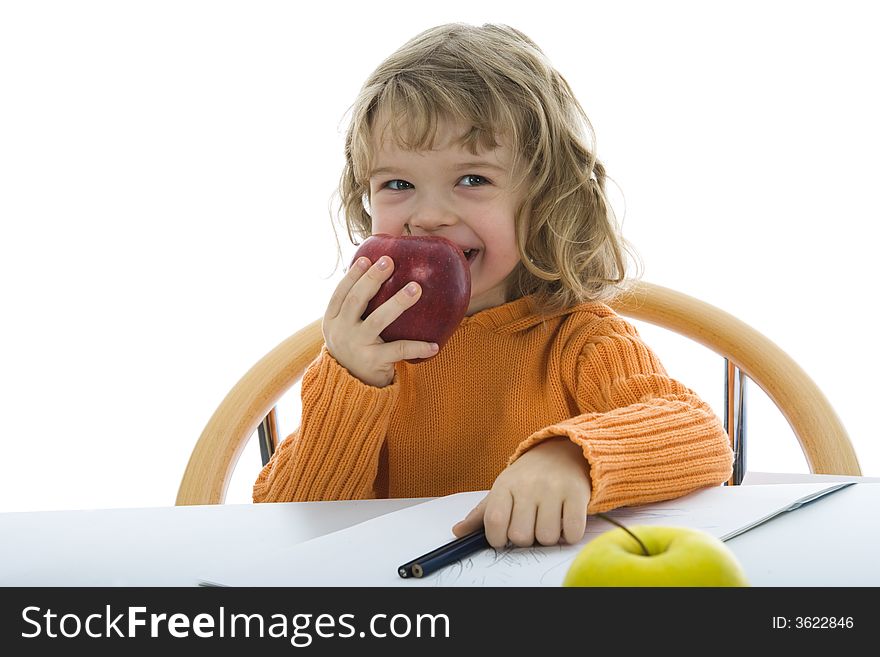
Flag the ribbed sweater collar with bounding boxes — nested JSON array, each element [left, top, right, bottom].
[[460, 295, 608, 334]]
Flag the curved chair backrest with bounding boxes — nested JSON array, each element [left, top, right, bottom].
[[176, 281, 860, 506]]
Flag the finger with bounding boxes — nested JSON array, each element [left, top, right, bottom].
[[339, 255, 395, 323], [361, 280, 425, 338], [375, 339, 439, 364], [325, 257, 371, 320], [452, 497, 487, 537], [561, 497, 588, 545], [506, 496, 537, 548], [482, 491, 514, 549], [534, 500, 563, 546]]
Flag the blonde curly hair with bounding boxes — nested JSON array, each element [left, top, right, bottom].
[[337, 23, 634, 313]]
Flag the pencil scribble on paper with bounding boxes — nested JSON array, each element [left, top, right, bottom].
[[602, 507, 688, 521], [431, 545, 572, 586], [601, 507, 723, 532]]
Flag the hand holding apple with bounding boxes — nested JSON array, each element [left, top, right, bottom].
[[322, 234, 472, 387], [351, 234, 471, 363], [563, 520, 749, 587]]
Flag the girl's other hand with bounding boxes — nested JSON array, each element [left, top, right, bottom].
[[451, 437, 592, 548], [322, 256, 439, 387]]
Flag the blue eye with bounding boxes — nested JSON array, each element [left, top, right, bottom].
[[460, 174, 489, 187], [385, 179, 413, 191]]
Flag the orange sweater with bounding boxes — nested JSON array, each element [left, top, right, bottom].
[[253, 295, 733, 513]]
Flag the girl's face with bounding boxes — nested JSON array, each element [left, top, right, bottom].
[[367, 119, 524, 316]]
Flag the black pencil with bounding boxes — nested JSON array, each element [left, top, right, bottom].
[[398, 529, 491, 578]]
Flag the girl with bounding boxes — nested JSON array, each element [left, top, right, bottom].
[[254, 23, 733, 549]]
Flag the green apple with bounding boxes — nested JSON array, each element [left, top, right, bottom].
[[563, 525, 749, 587]]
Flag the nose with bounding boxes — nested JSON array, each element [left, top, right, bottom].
[[407, 200, 458, 234]]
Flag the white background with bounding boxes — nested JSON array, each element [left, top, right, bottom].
[[1, 0, 877, 513]]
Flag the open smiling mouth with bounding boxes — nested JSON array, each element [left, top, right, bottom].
[[463, 248, 480, 263]]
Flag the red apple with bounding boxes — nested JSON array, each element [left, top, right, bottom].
[[351, 234, 471, 362]]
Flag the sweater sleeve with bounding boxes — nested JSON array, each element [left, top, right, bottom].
[[509, 315, 733, 513], [252, 346, 399, 503]]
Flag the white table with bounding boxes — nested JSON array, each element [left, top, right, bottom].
[[1, 473, 878, 586]]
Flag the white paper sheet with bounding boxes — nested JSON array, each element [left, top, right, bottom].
[[199, 483, 840, 587]]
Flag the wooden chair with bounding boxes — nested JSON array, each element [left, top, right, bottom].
[[175, 281, 861, 506]]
